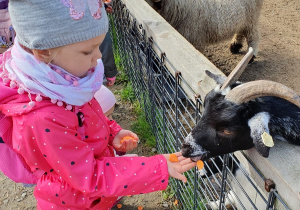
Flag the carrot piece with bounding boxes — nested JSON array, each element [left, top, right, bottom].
[[117, 204, 122, 209], [120, 136, 133, 144], [196, 160, 204, 170], [174, 199, 178, 205], [169, 154, 179, 162], [137, 206, 143, 210]]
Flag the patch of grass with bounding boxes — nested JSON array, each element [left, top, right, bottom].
[[131, 110, 156, 147], [119, 82, 135, 103], [162, 186, 181, 210], [110, 21, 157, 147], [115, 68, 128, 84], [114, 79, 156, 147], [162, 186, 175, 200]]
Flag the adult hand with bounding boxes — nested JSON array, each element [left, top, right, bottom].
[[112, 129, 139, 152], [106, 76, 116, 86], [162, 152, 197, 183], [105, 5, 113, 14]]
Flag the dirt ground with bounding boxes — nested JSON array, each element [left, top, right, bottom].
[[203, 0, 300, 93], [0, 0, 299, 209]]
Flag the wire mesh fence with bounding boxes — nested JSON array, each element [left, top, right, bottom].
[[109, 1, 291, 209]]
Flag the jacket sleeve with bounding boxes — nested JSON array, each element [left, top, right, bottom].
[[106, 116, 122, 145], [20, 111, 169, 198]]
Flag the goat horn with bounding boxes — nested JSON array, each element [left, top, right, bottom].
[[225, 80, 300, 108], [221, 47, 254, 90]]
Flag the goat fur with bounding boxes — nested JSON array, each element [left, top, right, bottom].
[[146, 0, 263, 56], [181, 71, 300, 160]]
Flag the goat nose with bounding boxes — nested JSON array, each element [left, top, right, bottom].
[[181, 143, 193, 157]]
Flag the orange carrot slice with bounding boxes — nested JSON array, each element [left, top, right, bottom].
[[169, 154, 179, 162], [120, 136, 133, 144], [137, 206, 143, 210], [174, 199, 178, 205], [117, 203, 122, 209], [196, 160, 204, 170]]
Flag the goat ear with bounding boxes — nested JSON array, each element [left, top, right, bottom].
[[248, 112, 272, 158], [205, 70, 226, 85]]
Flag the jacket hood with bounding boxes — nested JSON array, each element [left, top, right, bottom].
[[0, 82, 53, 117]]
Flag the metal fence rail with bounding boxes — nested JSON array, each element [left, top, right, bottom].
[[110, 1, 290, 209]]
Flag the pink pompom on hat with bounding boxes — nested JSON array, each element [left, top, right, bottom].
[[94, 85, 116, 113]]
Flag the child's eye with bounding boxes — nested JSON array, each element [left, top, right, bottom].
[[83, 50, 93, 55]]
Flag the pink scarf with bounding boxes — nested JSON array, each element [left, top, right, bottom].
[[1, 39, 104, 106]]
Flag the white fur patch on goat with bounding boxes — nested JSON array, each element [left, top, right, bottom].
[[248, 112, 270, 141], [214, 85, 222, 92], [214, 85, 231, 95], [184, 133, 207, 156], [221, 86, 232, 95]]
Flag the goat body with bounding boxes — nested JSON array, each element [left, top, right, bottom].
[[182, 78, 300, 161], [147, 0, 263, 57]]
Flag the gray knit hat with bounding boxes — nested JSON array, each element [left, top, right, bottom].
[[9, 0, 109, 49]]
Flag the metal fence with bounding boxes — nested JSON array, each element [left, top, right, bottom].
[[109, 1, 290, 209]]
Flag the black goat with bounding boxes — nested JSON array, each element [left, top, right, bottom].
[[182, 50, 300, 161]]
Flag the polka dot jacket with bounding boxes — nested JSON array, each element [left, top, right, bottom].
[[0, 84, 169, 210]]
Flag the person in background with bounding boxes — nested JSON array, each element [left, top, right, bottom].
[[101, 0, 117, 86], [0, 0, 14, 54], [0, 1, 196, 209]]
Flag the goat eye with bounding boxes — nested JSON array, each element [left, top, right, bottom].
[[223, 129, 234, 135]]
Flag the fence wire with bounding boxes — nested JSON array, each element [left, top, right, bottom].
[[109, 1, 290, 209]]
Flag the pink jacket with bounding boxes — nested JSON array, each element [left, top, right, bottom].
[[0, 82, 169, 209]]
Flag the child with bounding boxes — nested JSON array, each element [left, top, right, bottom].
[[0, 1, 196, 209]]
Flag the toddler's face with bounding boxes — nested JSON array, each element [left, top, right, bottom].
[[51, 33, 106, 78]]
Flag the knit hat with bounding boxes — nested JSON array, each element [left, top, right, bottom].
[[8, 0, 109, 50]]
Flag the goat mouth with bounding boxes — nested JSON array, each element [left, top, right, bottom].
[[189, 153, 208, 162]]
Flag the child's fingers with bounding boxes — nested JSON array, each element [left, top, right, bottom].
[[131, 132, 139, 141], [179, 157, 196, 166], [126, 139, 134, 150], [118, 144, 126, 152], [123, 130, 139, 141], [177, 162, 197, 173], [172, 171, 187, 183], [132, 140, 138, 148], [177, 156, 190, 162], [173, 151, 193, 162], [123, 139, 138, 151], [166, 152, 191, 163], [173, 151, 183, 157]]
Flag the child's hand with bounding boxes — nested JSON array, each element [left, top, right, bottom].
[[163, 152, 197, 183], [112, 130, 139, 152]]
